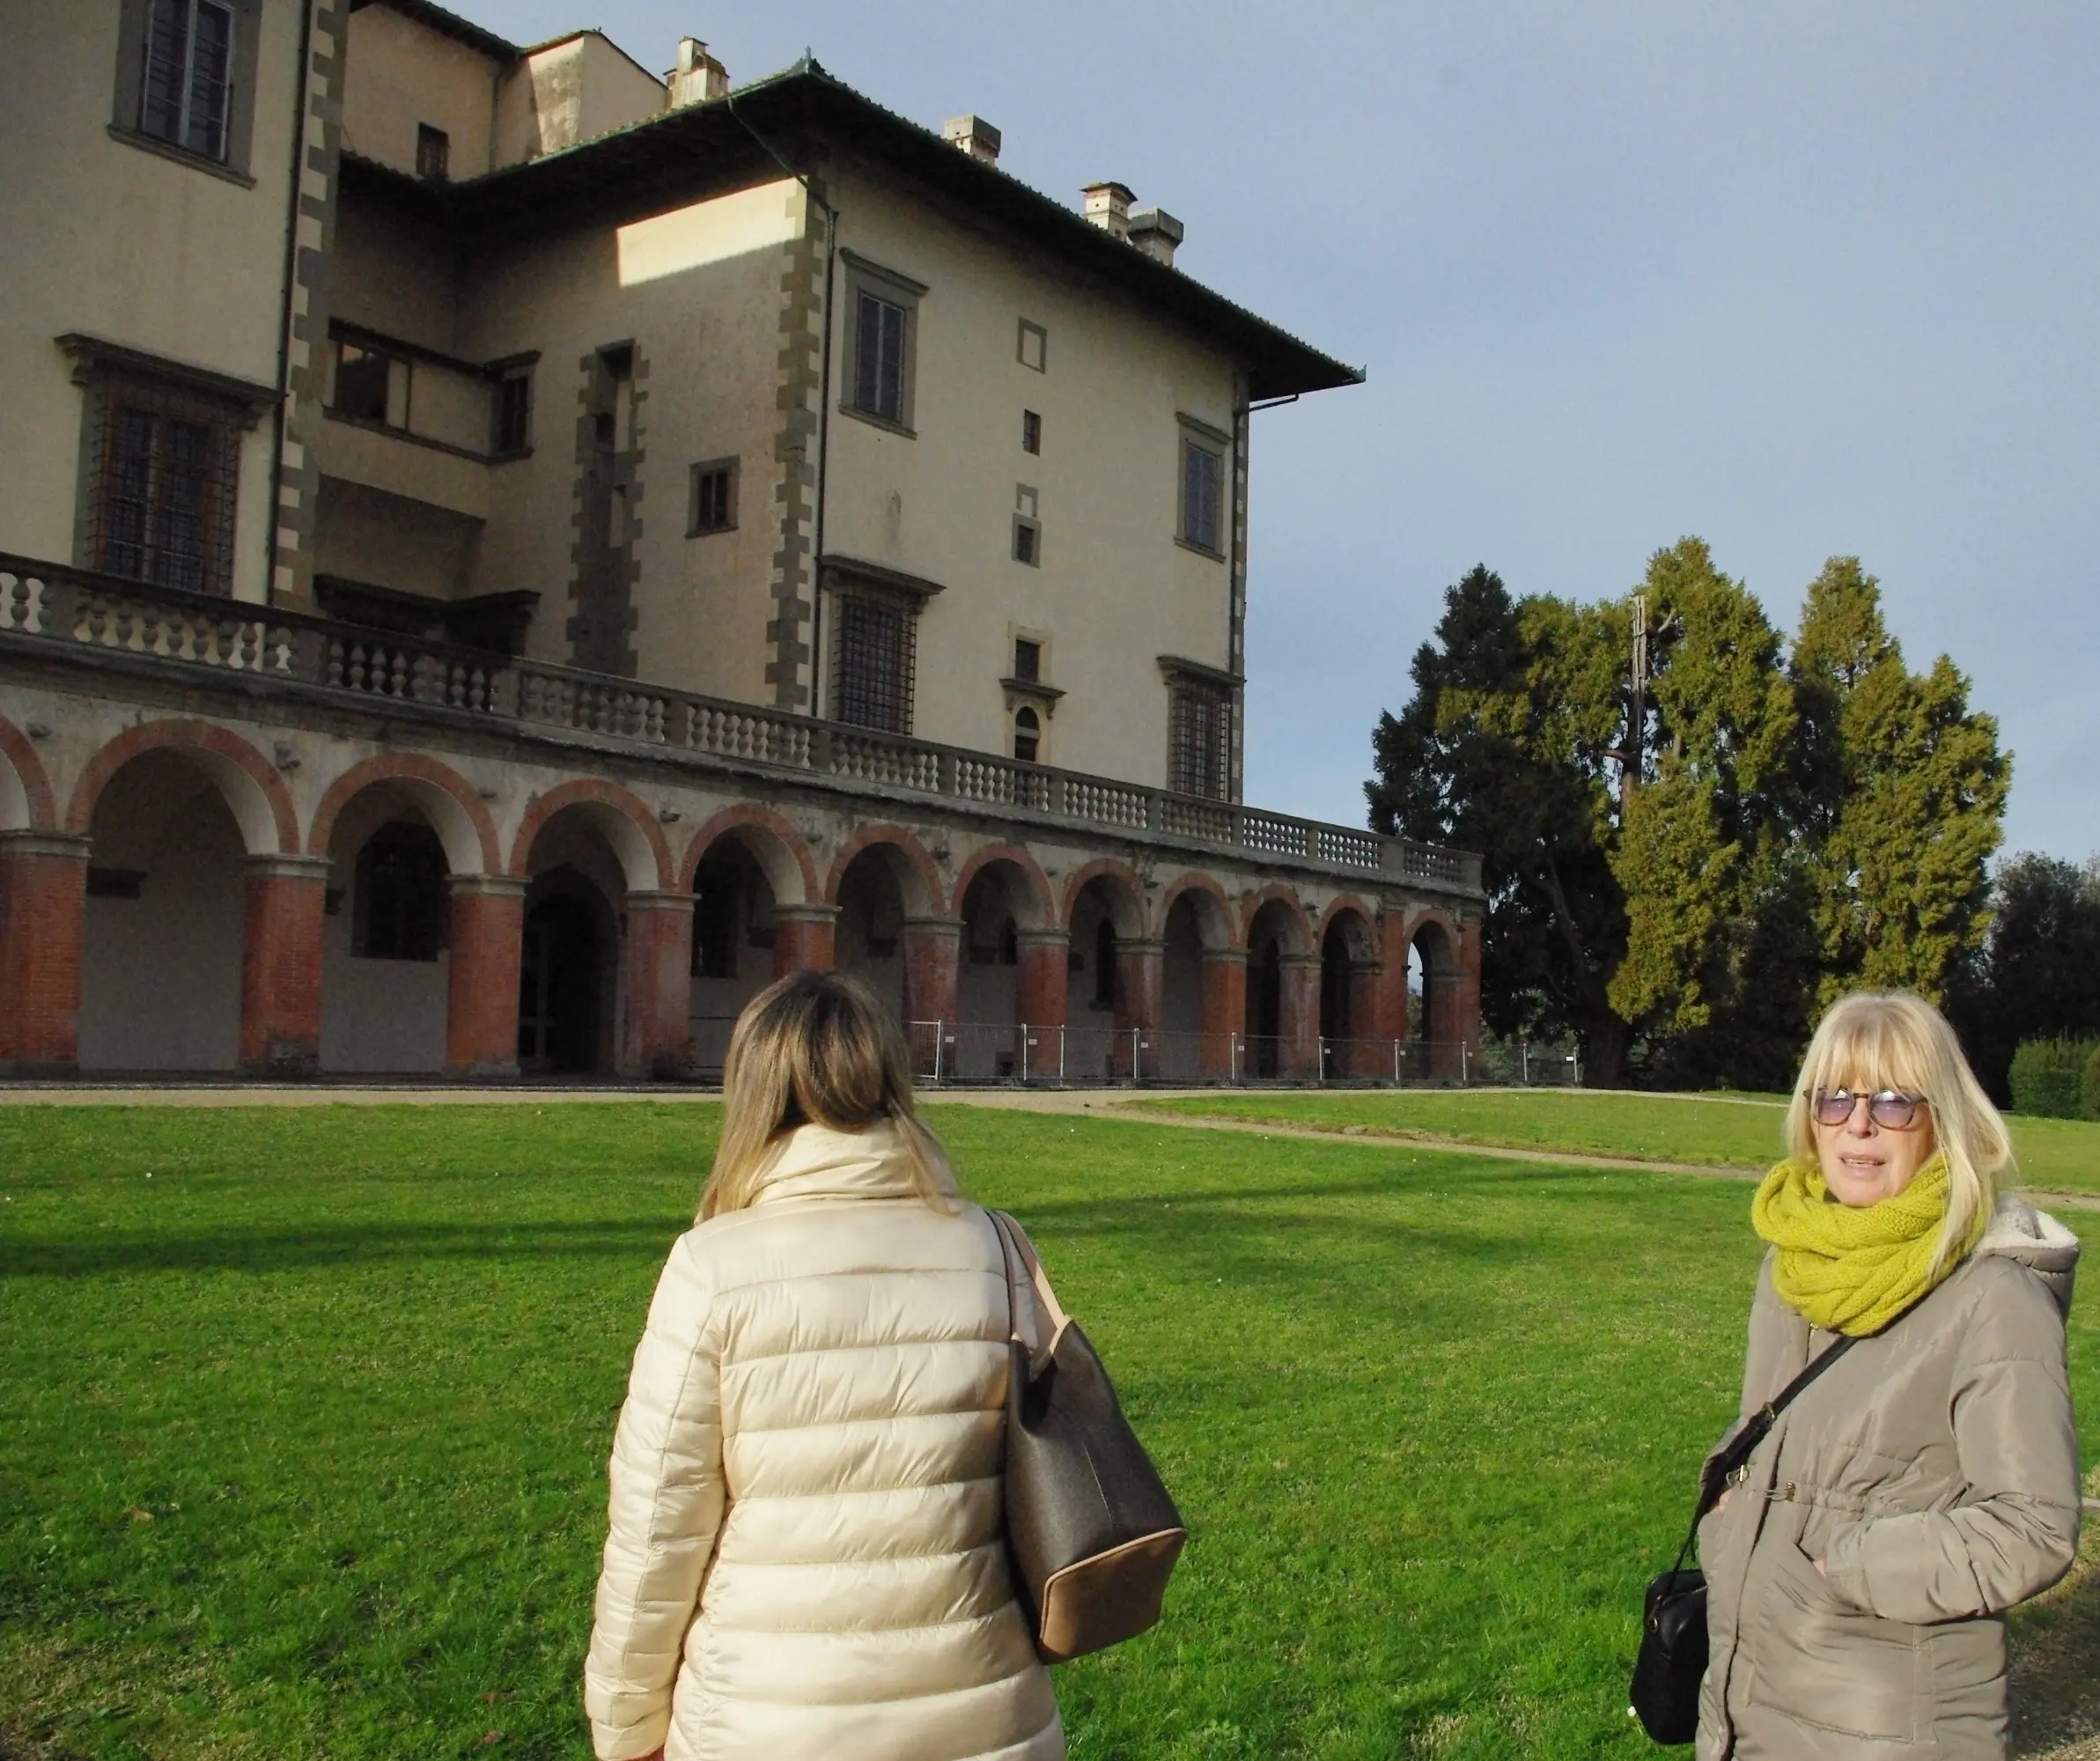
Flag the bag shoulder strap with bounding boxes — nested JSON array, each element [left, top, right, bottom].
[[1695, 1330, 1857, 1519], [989, 1210, 1070, 1374]]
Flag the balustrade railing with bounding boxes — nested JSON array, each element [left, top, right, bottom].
[[0, 554, 1483, 890]]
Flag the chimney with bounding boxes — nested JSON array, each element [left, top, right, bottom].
[[1081, 181, 1135, 240], [667, 37, 729, 107], [1127, 205, 1183, 268], [942, 114, 1001, 165]]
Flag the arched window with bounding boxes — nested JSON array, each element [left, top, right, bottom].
[[1013, 706, 1041, 763], [353, 822, 447, 961]]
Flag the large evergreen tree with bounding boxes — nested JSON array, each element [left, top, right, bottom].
[[1949, 853, 2100, 1101]]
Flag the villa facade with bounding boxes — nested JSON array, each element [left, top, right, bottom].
[[0, 0, 1484, 1081]]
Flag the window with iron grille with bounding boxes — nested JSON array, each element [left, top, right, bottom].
[[138, 0, 236, 160], [1180, 433, 1224, 555], [416, 123, 450, 181], [833, 593, 915, 733], [83, 375, 241, 595], [354, 823, 448, 961], [689, 458, 737, 535], [1013, 637, 1041, 682], [1168, 684, 1231, 799]]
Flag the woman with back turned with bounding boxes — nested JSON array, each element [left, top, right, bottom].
[[1698, 991, 2082, 1759], [583, 971, 1064, 1761]]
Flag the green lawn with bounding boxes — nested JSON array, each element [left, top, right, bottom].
[[1135, 1088, 2100, 1196], [0, 1104, 2094, 1760]]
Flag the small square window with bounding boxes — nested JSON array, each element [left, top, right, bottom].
[[1013, 517, 1041, 567], [1017, 319, 1048, 372], [1021, 409, 1042, 454], [689, 458, 738, 535], [494, 371, 531, 454], [1013, 637, 1041, 682], [332, 342, 395, 424], [416, 123, 450, 181]]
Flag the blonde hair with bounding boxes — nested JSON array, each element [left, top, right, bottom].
[[699, 970, 953, 1220], [1784, 990, 2012, 1272]]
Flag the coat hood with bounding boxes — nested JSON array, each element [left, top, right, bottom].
[[747, 1119, 958, 1207], [1975, 1193, 2080, 1318]]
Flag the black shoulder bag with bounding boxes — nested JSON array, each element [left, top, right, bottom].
[[1629, 1332, 1858, 1745]]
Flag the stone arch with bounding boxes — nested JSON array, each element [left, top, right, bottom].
[[1317, 896, 1380, 962], [1318, 897, 1382, 1073], [509, 778, 673, 892], [0, 715, 56, 831], [825, 822, 944, 918], [1158, 872, 1236, 949], [309, 753, 501, 876], [1404, 906, 1465, 1074], [1059, 858, 1147, 939], [680, 804, 818, 906], [1240, 884, 1314, 956], [949, 843, 1054, 932], [67, 719, 298, 854]]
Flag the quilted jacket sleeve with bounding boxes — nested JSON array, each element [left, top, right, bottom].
[[584, 1232, 726, 1760], [1823, 1263, 2082, 1625]]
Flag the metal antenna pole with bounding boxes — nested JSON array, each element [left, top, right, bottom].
[[1624, 592, 1649, 809]]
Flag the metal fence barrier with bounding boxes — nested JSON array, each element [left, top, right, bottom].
[[904, 1023, 1477, 1088]]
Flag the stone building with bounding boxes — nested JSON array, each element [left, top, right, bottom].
[[0, 0, 1483, 1081]]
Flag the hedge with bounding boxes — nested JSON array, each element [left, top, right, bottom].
[[2008, 1036, 2100, 1118]]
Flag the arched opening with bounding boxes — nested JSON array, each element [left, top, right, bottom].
[[78, 749, 250, 1072], [1409, 917, 1459, 1080], [1243, 898, 1308, 1081], [1065, 873, 1142, 1082], [1013, 707, 1041, 763], [519, 885, 607, 1073], [833, 844, 909, 1024], [955, 862, 1026, 1079], [517, 807, 633, 1077], [688, 835, 778, 1073], [320, 785, 466, 1072], [1319, 910, 1378, 1081]]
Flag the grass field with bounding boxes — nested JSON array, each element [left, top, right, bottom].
[[0, 1102, 2094, 1760], [1136, 1088, 2100, 1196]]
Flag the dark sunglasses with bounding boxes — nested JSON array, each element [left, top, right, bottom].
[[1808, 1087, 1927, 1131]]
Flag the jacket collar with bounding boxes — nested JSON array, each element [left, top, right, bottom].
[[748, 1119, 955, 1207], [1976, 1194, 2080, 1318]]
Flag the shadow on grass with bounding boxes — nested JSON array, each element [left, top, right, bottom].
[[2011, 1485, 2100, 1758]]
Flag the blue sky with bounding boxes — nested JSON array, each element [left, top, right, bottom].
[[466, 1, 2098, 862]]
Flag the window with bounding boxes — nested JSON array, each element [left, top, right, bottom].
[[416, 123, 450, 181], [1094, 919, 1117, 1008], [1021, 409, 1042, 454], [353, 823, 447, 962], [88, 386, 239, 595], [332, 341, 396, 424], [494, 369, 531, 454], [1017, 319, 1048, 372], [833, 593, 915, 733], [1180, 431, 1225, 555], [1013, 706, 1041, 763], [853, 291, 906, 422], [689, 459, 737, 535], [1013, 483, 1040, 567], [1168, 683, 1231, 800], [1013, 638, 1041, 683], [139, 0, 235, 160]]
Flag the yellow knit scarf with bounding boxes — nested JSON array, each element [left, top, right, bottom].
[[1750, 1152, 1984, 1337]]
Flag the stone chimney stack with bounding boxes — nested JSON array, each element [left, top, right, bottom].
[[1081, 181, 1135, 240], [1127, 205, 1183, 267], [667, 37, 729, 107], [942, 114, 1002, 165]]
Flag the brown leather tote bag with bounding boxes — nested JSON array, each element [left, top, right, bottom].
[[990, 1210, 1187, 1664]]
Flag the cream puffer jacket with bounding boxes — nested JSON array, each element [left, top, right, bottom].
[[1697, 1195, 2082, 1760], [584, 1122, 1064, 1761]]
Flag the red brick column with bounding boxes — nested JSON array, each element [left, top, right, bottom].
[[1113, 938, 1164, 1081], [1345, 959, 1383, 1079], [446, 876, 527, 1079], [239, 854, 332, 1078], [1278, 951, 1322, 1080], [1198, 947, 1245, 1081], [1016, 929, 1069, 1082], [771, 904, 838, 980], [1454, 916, 1483, 1079], [0, 831, 90, 1077], [1375, 911, 1413, 1053], [901, 917, 961, 1080], [621, 889, 696, 1078]]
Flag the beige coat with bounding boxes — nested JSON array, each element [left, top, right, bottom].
[[1697, 1196, 2082, 1760], [584, 1123, 1063, 1761]]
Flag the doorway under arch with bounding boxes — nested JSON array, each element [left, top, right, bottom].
[[519, 878, 611, 1074]]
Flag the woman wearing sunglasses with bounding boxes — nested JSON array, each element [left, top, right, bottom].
[[1696, 991, 2082, 1760]]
